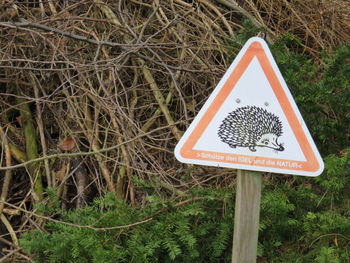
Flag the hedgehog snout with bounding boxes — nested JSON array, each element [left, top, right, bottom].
[[273, 140, 284, 151], [256, 133, 284, 152]]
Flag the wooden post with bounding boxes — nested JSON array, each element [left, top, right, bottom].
[[232, 170, 262, 263]]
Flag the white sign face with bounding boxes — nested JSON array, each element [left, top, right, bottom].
[[174, 37, 324, 176]]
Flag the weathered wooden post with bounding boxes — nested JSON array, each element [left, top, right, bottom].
[[175, 37, 324, 262], [231, 170, 262, 263]]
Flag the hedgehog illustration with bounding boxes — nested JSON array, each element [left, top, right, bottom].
[[218, 106, 284, 152]]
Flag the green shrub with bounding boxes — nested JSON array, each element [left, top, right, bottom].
[[21, 149, 350, 263], [21, 189, 234, 263], [271, 40, 350, 155]]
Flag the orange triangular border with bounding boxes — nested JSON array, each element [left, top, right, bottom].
[[178, 40, 321, 174]]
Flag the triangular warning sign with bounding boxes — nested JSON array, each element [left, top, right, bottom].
[[175, 37, 324, 176]]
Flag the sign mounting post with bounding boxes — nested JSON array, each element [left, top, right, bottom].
[[174, 37, 324, 262], [232, 170, 262, 263]]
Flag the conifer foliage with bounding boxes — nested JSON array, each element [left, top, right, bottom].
[[21, 189, 234, 263]]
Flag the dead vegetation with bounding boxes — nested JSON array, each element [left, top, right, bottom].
[[0, 0, 349, 260]]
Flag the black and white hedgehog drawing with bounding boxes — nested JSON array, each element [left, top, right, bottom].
[[218, 106, 285, 152]]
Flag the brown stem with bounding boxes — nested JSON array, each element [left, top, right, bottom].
[[0, 126, 12, 215], [31, 74, 52, 188]]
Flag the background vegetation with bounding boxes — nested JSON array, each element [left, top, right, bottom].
[[0, 0, 349, 262]]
